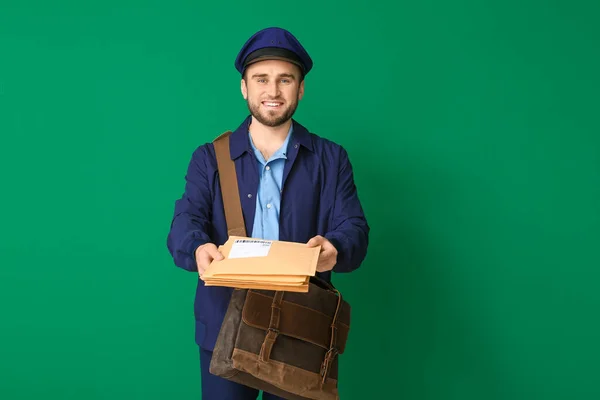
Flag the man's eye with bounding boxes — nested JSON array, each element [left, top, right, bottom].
[[258, 79, 266, 83], [281, 79, 290, 83]]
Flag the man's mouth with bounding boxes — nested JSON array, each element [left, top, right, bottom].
[[262, 101, 283, 108]]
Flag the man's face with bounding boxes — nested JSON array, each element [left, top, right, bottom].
[[241, 59, 305, 127]]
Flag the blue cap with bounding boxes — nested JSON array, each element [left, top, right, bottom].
[[235, 27, 313, 77]]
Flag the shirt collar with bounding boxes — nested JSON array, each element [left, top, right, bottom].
[[248, 124, 293, 163], [229, 115, 314, 160]]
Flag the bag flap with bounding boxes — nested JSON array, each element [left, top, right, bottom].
[[241, 290, 350, 354]]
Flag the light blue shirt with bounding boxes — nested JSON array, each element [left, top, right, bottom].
[[248, 125, 292, 240]]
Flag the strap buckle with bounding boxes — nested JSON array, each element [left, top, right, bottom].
[[319, 347, 339, 381]]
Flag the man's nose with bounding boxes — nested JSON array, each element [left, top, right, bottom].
[[266, 81, 280, 97]]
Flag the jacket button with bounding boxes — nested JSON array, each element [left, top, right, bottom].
[[248, 194, 252, 198]]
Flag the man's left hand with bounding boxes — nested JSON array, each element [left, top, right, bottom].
[[306, 235, 338, 272]]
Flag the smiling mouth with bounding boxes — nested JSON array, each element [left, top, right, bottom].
[[262, 101, 284, 108]]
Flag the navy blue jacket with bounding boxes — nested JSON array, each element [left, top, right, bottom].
[[166, 116, 369, 350]]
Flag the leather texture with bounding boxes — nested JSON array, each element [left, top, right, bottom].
[[213, 130, 246, 237]]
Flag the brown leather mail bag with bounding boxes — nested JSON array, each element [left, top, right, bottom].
[[208, 131, 352, 400]]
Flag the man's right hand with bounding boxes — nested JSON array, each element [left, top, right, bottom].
[[195, 243, 224, 276]]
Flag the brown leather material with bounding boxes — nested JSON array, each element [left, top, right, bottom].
[[211, 280, 349, 399], [258, 291, 284, 362], [232, 349, 339, 400], [243, 291, 350, 354], [232, 280, 349, 385], [212, 132, 247, 237], [235, 302, 339, 376], [209, 290, 310, 400]]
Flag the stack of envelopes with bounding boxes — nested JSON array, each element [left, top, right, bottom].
[[200, 236, 320, 292]]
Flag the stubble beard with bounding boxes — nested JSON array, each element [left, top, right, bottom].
[[246, 96, 299, 128]]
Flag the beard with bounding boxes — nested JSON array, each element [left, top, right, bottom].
[[246, 96, 299, 127]]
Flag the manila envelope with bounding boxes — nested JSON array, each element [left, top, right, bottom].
[[201, 236, 320, 280], [203, 282, 309, 293], [203, 274, 307, 284], [203, 276, 310, 292]]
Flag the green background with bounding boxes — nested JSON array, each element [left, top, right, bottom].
[[1, 1, 599, 399]]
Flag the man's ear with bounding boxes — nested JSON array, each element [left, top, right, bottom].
[[241, 79, 248, 100], [298, 79, 305, 101]]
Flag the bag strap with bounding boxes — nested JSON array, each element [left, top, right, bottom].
[[213, 130, 283, 364], [258, 291, 284, 363], [320, 288, 342, 386], [213, 131, 247, 237]]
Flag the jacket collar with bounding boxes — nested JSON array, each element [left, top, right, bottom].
[[229, 115, 314, 160]]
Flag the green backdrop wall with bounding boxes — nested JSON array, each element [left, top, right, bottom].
[[1, 1, 599, 399]]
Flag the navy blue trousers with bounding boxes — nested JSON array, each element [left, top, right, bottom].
[[200, 347, 286, 400]]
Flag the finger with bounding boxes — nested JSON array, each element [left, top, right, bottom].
[[204, 244, 224, 261], [316, 261, 333, 273], [307, 235, 324, 247], [197, 252, 211, 274], [197, 247, 220, 274], [323, 238, 340, 253], [319, 246, 335, 260], [317, 249, 336, 272]]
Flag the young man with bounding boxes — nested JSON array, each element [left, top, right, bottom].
[[166, 27, 369, 399]]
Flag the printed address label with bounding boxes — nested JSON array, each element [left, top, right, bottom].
[[229, 239, 273, 259]]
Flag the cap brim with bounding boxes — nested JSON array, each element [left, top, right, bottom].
[[245, 55, 304, 70], [242, 47, 305, 74]]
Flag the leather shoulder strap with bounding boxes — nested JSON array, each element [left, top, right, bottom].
[[213, 131, 247, 237]]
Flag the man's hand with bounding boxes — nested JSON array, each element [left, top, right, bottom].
[[306, 235, 338, 272], [195, 243, 224, 276]]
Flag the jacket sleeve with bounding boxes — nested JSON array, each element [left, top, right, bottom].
[[325, 147, 370, 273], [167, 146, 214, 272]]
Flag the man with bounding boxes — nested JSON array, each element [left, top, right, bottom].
[[166, 27, 369, 399]]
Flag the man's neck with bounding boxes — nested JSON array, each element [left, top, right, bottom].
[[248, 117, 292, 150]]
